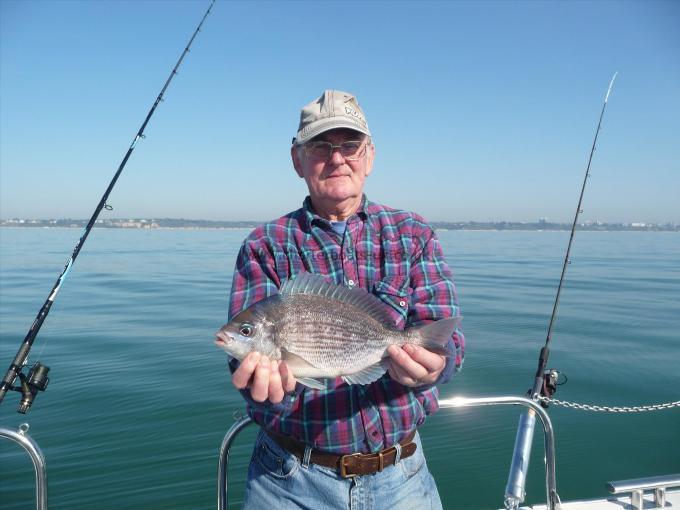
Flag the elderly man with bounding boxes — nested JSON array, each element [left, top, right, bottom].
[[227, 90, 464, 510]]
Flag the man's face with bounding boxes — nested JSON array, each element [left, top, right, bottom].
[[291, 128, 375, 208]]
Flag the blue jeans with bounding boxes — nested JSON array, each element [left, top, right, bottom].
[[242, 429, 443, 510]]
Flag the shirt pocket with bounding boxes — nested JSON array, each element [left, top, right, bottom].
[[373, 276, 410, 328]]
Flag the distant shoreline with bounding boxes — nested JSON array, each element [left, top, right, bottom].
[[1, 219, 677, 232]]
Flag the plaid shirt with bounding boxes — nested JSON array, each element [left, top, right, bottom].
[[228, 195, 464, 454]]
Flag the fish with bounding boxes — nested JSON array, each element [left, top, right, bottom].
[[215, 272, 461, 390]]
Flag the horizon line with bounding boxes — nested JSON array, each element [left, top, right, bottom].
[[1, 217, 678, 228]]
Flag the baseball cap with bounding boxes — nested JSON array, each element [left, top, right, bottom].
[[294, 90, 371, 145]]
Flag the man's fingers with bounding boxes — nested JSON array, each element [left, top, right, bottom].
[[279, 361, 297, 393], [403, 344, 446, 373], [268, 360, 284, 403], [232, 354, 297, 403], [387, 361, 409, 382], [232, 352, 261, 389], [387, 359, 421, 387], [387, 345, 428, 381], [250, 356, 270, 402]]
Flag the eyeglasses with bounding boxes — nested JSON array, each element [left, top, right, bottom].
[[301, 140, 368, 162]]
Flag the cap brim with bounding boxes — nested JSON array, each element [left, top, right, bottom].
[[296, 117, 371, 144]]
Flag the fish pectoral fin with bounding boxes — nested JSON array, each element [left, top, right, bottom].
[[296, 377, 327, 390], [280, 349, 327, 390], [341, 362, 387, 386], [280, 348, 317, 370]]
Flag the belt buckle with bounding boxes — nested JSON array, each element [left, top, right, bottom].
[[339, 453, 362, 478]]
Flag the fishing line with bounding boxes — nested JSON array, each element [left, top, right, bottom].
[[0, 0, 216, 413]]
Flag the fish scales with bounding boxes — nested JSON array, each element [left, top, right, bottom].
[[276, 294, 401, 372]]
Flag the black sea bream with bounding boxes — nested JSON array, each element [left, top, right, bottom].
[[215, 273, 460, 389]]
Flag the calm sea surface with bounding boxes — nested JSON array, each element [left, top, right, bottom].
[[1, 228, 678, 509]]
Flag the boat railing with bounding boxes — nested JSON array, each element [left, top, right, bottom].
[[216, 395, 560, 510], [0, 423, 48, 510], [607, 474, 680, 510], [217, 413, 254, 510]]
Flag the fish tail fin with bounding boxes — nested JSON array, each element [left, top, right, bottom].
[[411, 317, 461, 357]]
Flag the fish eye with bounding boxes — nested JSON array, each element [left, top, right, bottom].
[[239, 324, 254, 337]]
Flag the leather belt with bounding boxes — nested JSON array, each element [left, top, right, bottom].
[[265, 429, 417, 478]]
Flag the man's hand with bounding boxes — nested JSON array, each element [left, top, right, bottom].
[[232, 352, 297, 404], [386, 344, 446, 387]]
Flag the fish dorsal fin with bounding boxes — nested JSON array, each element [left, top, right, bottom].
[[280, 272, 332, 296], [280, 273, 396, 326], [341, 361, 387, 386]]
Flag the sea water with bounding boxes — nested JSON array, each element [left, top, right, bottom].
[[0, 227, 678, 509]]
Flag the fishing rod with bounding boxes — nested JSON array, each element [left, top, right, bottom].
[[0, 0, 216, 413], [504, 72, 618, 510]]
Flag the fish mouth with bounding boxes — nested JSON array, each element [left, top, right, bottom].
[[214, 331, 233, 347]]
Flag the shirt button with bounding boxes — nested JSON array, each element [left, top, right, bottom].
[[348, 279, 355, 287], [399, 300, 407, 307]]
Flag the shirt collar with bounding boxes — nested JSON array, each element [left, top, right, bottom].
[[302, 195, 369, 231]]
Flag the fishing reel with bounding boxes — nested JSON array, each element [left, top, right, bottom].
[[534, 368, 567, 409], [10, 362, 50, 414]]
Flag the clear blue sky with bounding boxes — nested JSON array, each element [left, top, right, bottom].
[[1, 0, 678, 223]]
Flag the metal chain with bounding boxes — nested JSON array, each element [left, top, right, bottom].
[[534, 394, 680, 413]]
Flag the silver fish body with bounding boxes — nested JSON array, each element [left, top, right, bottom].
[[216, 273, 460, 389]]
